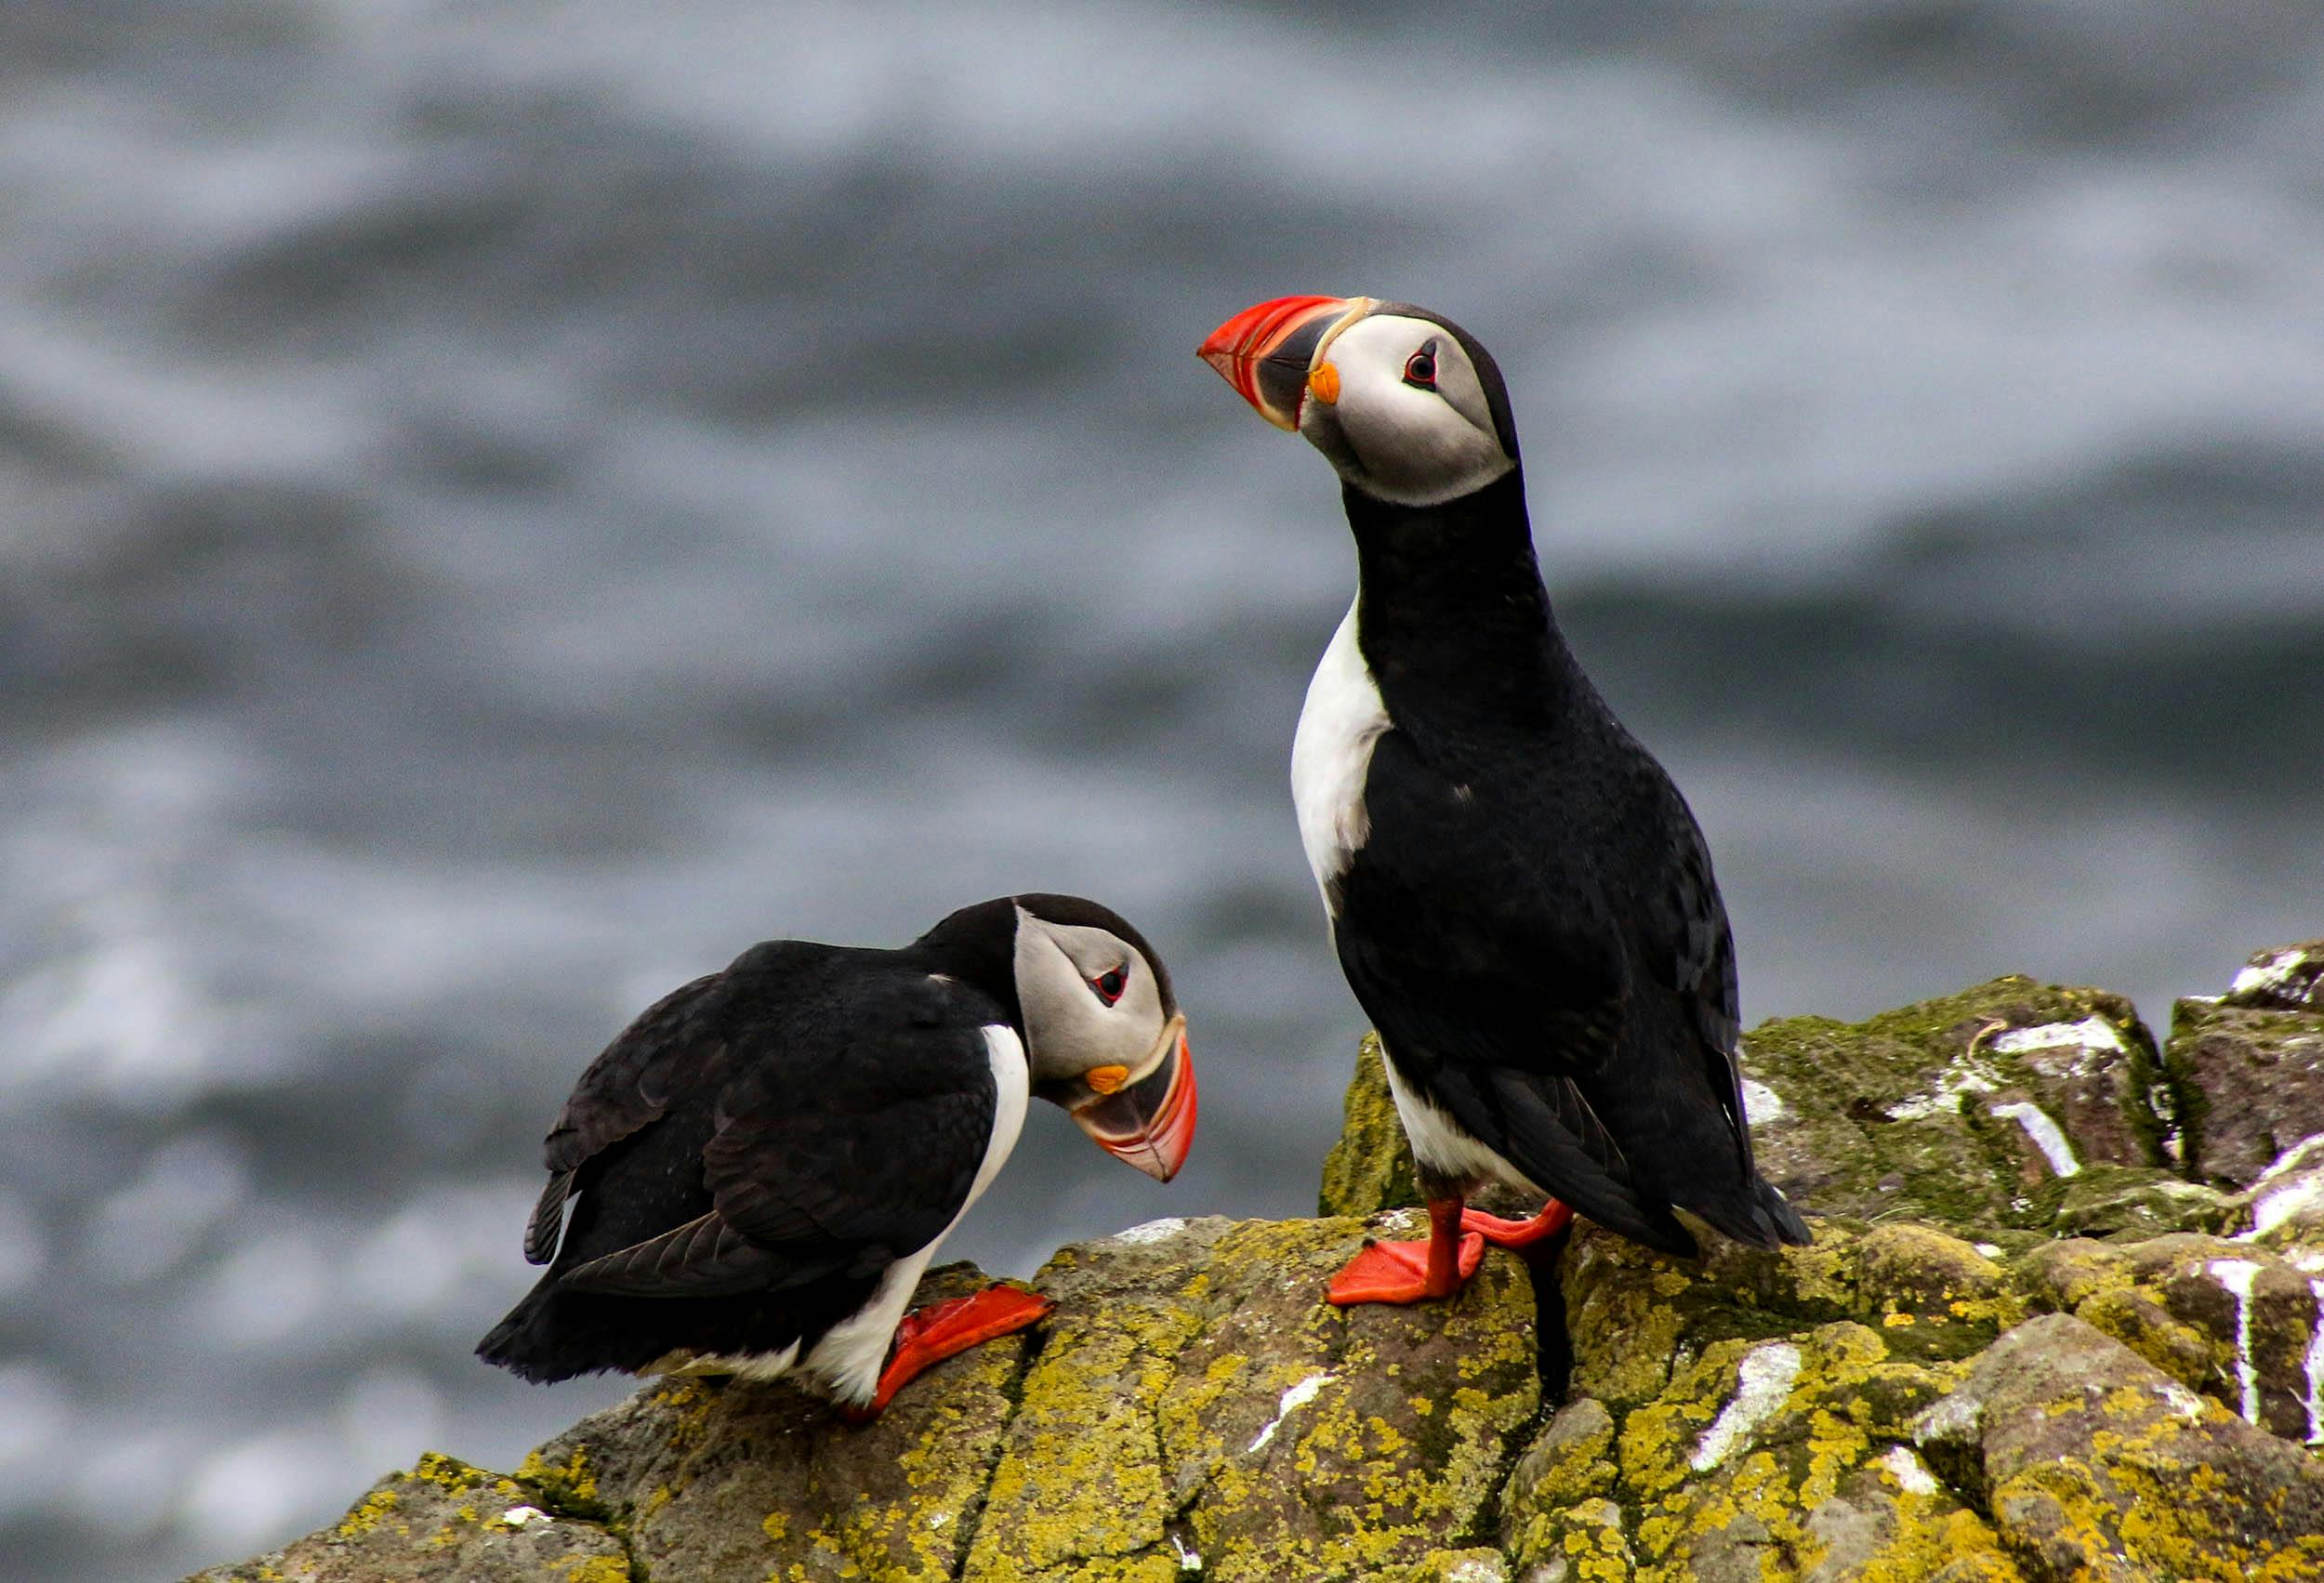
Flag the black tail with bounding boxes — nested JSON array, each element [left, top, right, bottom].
[[478, 1268, 868, 1384], [1683, 1172, 1812, 1250], [477, 1274, 563, 1383], [475, 1273, 643, 1384], [1758, 1177, 1813, 1245]]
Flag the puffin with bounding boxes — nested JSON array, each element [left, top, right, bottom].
[[1198, 296, 1808, 1305], [477, 893, 1196, 1414]]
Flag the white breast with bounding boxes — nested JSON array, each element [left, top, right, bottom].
[[1290, 600, 1390, 904], [1381, 1050, 1531, 1191]]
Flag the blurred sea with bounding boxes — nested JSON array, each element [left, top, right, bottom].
[[4, 3, 2322, 1577]]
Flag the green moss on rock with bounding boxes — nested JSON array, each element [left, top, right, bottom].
[[1741, 976, 2164, 1234], [2049, 1163, 2241, 1239]]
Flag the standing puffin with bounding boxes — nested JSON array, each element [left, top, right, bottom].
[[1199, 296, 1807, 1305], [478, 894, 1195, 1413]]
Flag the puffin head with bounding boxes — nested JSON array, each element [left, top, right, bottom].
[[1199, 296, 1519, 508], [1006, 894, 1196, 1183]]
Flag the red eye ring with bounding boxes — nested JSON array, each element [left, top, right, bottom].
[[1403, 346, 1437, 389], [1091, 966, 1129, 1006]]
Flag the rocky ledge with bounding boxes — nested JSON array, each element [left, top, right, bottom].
[[196, 942, 2324, 1582]]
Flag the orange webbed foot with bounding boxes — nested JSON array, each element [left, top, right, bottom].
[[845, 1284, 1053, 1421], [1327, 1231, 1486, 1305], [1460, 1198, 1574, 1250]]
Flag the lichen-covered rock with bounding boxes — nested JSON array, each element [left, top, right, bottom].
[[2239, 1132, 2324, 1245], [191, 955, 2324, 1583], [979, 1213, 1542, 1581], [2169, 945, 2324, 1189], [1317, 1032, 1421, 1218], [1909, 1313, 2324, 1579], [1739, 976, 2167, 1231], [1538, 1223, 2031, 1577], [2014, 1232, 2324, 1444], [209, 1216, 1543, 1583], [2046, 1163, 2240, 1240], [188, 1452, 631, 1583], [520, 1261, 1029, 1581]]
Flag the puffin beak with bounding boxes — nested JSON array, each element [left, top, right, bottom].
[[1198, 296, 1374, 430], [1069, 1015, 1196, 1182]]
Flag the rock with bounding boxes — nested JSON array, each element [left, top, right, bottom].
[[1324, 970, 2244, 1247], [1908, 1313, 2324, 1578], [1506, 1493, 1633, 1582], [1395, 1549, 1516, 1583], [1738, 976, 2169, 1231], [191, 956, 2324, 1583], [519, 1260, 1028, 1581], [2049, 1163, 2240, 1240], [2169, 945, 2324, 1188], [2239, 1133, 2324, 1246], [2012, 1232, 2324, 1444], [226, 1215, 1542, 1583], [2222, 939, 2324, 1012], [189, 1452, 631, 1583], [972, 1213, 1541, 1580]]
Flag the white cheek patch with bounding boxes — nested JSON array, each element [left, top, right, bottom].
[[1015, 916, 1168, 1083], [1315, 315, 1513, 508]]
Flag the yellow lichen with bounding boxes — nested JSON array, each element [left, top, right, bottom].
[[333, 1487, 401, 1540], [515, 1444, 601, 1512], [553, 1557, 633, 1583]]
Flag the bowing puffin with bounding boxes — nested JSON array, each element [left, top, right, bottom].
[[1199, 296, 1807, 1305], [478, 893, 1195, 1414]]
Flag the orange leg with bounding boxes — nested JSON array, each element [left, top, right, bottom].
[[1461, 1197, 1574, 1250], [1327, 1197, 1486, 1307], [846, 1285, 1053, 1420]]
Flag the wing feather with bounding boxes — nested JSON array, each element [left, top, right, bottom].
[[524, 950, 1010, 1296], [555, 1209, 789, 1297], [522, 1167, 576, 1265]]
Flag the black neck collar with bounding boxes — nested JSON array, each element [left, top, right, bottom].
[[910, 898, 1025, 1029], [1342, 467, 1582, 730]]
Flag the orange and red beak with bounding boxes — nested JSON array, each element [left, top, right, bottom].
[[1070, 1014, 1196, 1182], [1197, 295, 1373, 430]]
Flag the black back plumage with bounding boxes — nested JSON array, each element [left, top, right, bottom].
[[1331, 465, 1809, 1256], [478, 934, 1013, 1383]]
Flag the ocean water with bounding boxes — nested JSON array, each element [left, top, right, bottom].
[[3, 3, 2321, 1577]]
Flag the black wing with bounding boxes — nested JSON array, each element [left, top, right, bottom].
[[1335, 730, 1696, 1253], [524, 969, 729, 1263], [530, 947, 1005, 1298], [1649, 777, 1753, 1167], [1638, 774, 1809, 1245]]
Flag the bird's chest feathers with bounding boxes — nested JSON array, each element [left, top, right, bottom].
[[1291, 602, 1391, 894]]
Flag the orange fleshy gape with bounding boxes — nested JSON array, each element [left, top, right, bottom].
[[1307, 362, 1340, 405]]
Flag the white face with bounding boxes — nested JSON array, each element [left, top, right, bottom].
[[1010, 909, 1174, 1096], [1299, 311, 1515, 508]]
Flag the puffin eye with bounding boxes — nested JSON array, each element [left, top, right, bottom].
[[1091, 966, 1129, 1006], [1403, 341, 1438, 390]]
